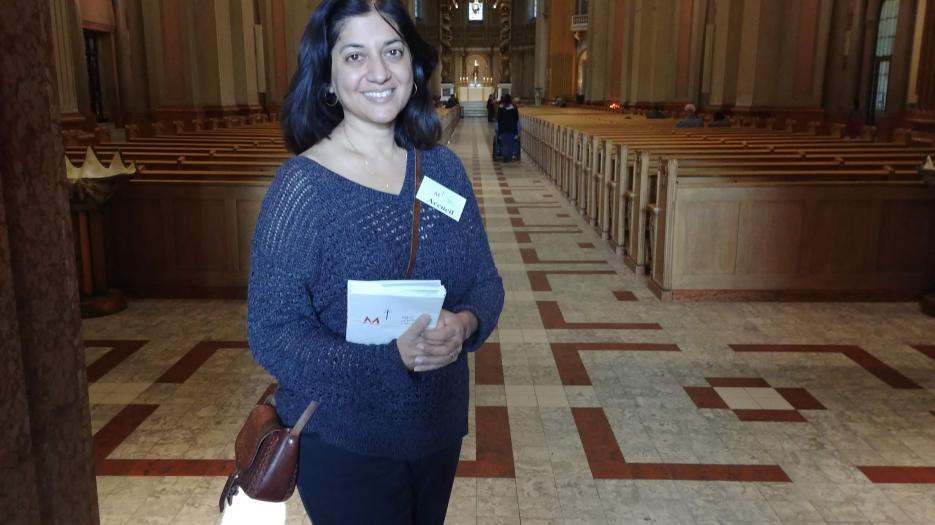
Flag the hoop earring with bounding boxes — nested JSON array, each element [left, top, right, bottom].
[[324, 91, 338, 107], [412, 82, 418, 96]]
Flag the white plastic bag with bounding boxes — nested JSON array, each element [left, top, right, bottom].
[[220, 489, 287, 525]]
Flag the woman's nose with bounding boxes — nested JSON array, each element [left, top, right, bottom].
[[367, 57, 390, 83]]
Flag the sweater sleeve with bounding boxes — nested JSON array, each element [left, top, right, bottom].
[[446, 155, 505, 352], [246, 162, 415, 395]]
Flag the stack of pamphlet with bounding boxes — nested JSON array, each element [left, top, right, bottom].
[[346, 280, 447, 344]]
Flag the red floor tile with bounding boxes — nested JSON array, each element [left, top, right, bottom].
[[93, 404, 159, 464], [515, 232, 532, 243], [457, 406, 514, 478], [157, 341, 250, 384], [538, 302, 662, 331], [97, 459, 234, 476], [730, 344, 921, 389], [520, 248, 605, 265], [527, 270, 617, 292], [475, 343, 504, 386], [858, 466, 935, 483], [572, 407, 790, 482], [775, 387, 826, 410], [551, 342, 680, 385], [684, 386, 729, 409], [733, 409, 807, 422], [706, 377, 771, 388], [912, 345, 935, 360], [85, 340, 149, 383], [578, 242, 595, 249], [612, 290, 638, 301]]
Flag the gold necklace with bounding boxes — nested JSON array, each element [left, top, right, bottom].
[[343, 127, 392, 190]]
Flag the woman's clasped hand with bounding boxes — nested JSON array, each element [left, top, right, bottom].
[[396, 310, 478, 372]]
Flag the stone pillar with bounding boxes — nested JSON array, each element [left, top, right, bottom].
[[192, 0, 239, 118], [114, 0, 152, 130], [649, 0, 678, 103], [49, 0, 95, 131], [1, 0, 98, 524], [734, 0, 785, 108], [440, 1, 454, 82], [630, 0, 656, 104], [707, 0, 744, 108], [533, 1, 550, 103], [584, 0, 611, 102], [259, 0, 289, 115], [230, 0, 262, 116], [498, 0, 513, 82], [913, 0, 935, 112]]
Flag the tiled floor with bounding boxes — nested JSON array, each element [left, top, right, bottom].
[[83, 119, 935, 524]]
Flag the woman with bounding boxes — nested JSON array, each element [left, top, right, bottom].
[[247, 1, 504, 524], [486, 94, 496, 122]]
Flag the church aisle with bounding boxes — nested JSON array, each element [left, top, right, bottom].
[[83, 118, 935, 525]]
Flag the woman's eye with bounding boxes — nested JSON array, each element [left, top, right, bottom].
[[386, 48, 404, 58], [345, 53, 362, 63]]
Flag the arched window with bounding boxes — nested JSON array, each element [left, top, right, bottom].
[[528, 0, 538, 20], [412, 0, 421, 21], [868, 0, 899, 123]]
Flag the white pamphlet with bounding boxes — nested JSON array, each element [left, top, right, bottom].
[[346, 280, 447, 345]]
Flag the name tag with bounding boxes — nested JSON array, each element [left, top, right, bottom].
[[415, 176, 466, 222]]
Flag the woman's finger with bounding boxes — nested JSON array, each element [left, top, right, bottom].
[[422, 324, 457, 342], [413, 352, 460, 372], [417, 340, 459, 355]]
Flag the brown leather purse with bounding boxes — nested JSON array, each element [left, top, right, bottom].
[[218, 153, 424, 512]]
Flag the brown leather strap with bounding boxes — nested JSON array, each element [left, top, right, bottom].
[[289, 400, 320, 438], [405, 152, 423, 279]]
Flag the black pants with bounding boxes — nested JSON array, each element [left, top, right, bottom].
[[296, 433, 462, 525]]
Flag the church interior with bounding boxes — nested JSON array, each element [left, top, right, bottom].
[[3, 0, 935, 523]]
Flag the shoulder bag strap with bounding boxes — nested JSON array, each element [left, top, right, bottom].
[[405, 151, 423, 280]]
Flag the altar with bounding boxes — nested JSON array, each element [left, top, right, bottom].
[[458, 86, 494, 102]]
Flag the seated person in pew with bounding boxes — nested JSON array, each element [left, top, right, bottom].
[[708, 110, 730, 128], [676, 104, 703, 128]]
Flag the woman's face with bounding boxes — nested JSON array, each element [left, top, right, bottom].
[[330, 11, 414, 128]]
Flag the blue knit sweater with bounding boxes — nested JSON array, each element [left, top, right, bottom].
[[247, 144, 504, 459]]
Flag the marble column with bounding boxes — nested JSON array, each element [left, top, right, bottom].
[[533, 1, 550, 103], [914, 0, 935, 112], [498, 0, 512, 82], [192, 0, 239, 117], [584, 0, 611, 102], [229, 0, 263, 116], [49, 0, 95, 131], [0, 0, 98, 524], [707, 0, 744, 108]]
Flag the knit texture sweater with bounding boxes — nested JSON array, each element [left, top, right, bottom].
[[247, 144, 504, 459]]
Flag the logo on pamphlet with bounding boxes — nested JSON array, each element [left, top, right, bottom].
[[362, 316, 380, 325]]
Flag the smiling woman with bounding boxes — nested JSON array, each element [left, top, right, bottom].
[[248, 1, 504, 524]]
